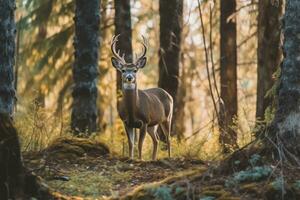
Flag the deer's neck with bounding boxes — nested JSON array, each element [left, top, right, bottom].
[[122, 85, 139, 126]]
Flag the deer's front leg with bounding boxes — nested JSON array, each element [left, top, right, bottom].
[[138, 124, 147, 160], [125, 125, 135, 159]]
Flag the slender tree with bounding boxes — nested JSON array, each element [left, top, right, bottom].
[[219, 0, 238, 153], [256, 0, 284, 122], [0, 0, 16, 115], [158, 0, 183, 137], [71, 0, 100, 134], [114, 0, 133, 97]]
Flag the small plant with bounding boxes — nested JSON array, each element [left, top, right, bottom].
[[249, 154, 261, 166], [293, 180, 300, 190], [225, 166, 272, 187], [148, 185, 173, 200], [271, 177, 284, 191]]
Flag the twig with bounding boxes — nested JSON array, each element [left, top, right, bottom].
[[209, 5, 221, 115], [184, 120, 213, 141], [197, 0, 219, 122]]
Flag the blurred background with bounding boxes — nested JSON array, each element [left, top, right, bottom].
[[15, 0, 259, 160]]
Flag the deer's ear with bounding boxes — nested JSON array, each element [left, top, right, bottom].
[[136, 57, 147, 69], [111, 57, 123, 70]]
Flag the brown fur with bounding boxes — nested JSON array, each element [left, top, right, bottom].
[[118, 87, 173, 160], [111, 35, 173, 160]]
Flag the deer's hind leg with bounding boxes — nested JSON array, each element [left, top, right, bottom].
[[147, 125, 159, 160], [160, 121, 171, 158]]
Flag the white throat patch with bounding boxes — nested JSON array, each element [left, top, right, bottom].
[[123, 83, 136, 90]]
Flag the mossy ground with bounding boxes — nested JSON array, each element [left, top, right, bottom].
[[23, 137, 205, 199], [117, 165, 300, 200], [23, 137, 300, 200], [117, 148, 300, 200]]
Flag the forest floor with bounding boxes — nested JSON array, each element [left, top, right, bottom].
[[23, 137, 206, 199], [23, 137, 300, 200]]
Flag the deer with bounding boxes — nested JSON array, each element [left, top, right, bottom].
[[111, 35, 173, 160]]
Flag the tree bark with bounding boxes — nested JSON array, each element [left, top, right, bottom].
[[175, 53, 186, 140], [0, 0, 16, 116], [71, 0, 100, 135], [158, 0, 183, 136], [269, 0, 300, 158], [0, 114, 23, 199], [219, 0, 238, 153], [256, 0, 283, 122], [0, 2, 54, 199], [114, 0, 133, 97]]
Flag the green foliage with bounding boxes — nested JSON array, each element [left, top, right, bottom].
[[249, 154, 261, 166], [293, 180, 300, 190], [271, 177, 284, 191], [234, 160, 241, 165], [264, 67, 281, 125], [225, 166, 272, 187], [148, 186, 173, 200], [199, 196, 216, 200], [174, 187, 185, 195]]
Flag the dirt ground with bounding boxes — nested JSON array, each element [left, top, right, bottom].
[[23, 137, 206, 199]]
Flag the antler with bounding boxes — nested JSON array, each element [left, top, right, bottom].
[[135, 36, 148, 64], [111, 34, 126, 65]]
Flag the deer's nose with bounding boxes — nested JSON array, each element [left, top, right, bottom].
[[126, 75, 134, 82]]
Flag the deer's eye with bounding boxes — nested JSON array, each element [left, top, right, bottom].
[[133, 69, 137, 73], [121, 69, 126, 73]]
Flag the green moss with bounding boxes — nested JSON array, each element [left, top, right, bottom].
[[225, 166, 272, 187], [174, 187, 185, 195], [45, 137, 110, 161], [293, 180, 300, 190], [200, 196, 215, 200], [234, 160, 241, 165], [148, 186, 173, 200], [249, 154, 261, 166], [271, 177, 284, 191], [48, 169, 131, 198]]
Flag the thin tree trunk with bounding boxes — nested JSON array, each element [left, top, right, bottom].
[[269, 0, 300, 158], [114, 0, 133, 98], [175, 52, 186, 140], [158, 0, 183, 136], [256, 0, 283, 122], [0, 0, 16, 116], [71, 0, 100, 135], [219, 0, 238, 153], [34, 25, 48, 109]]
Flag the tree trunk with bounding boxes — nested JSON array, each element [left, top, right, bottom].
[[0, 114, 24, 199], [0, 3, 53, 199], [114, 0, 133, 97], [34, 25, 48, 109], [158, 0, 183, 136], [175, 53, 186, 140], [71, 0, 100, 135], [219, 0, 238, 153], [256, 0, 283, 122], [269, 0, 300, 158], [0, 0, 16, 116]]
